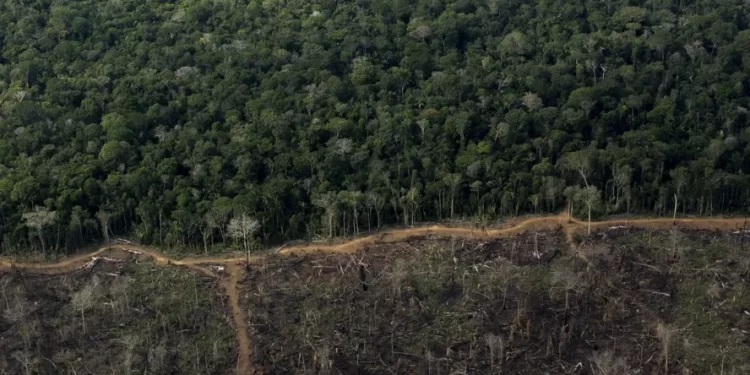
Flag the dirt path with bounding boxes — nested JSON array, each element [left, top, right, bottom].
[[0, 244, 218, 277], [0, 211, 747, 375], [223, 262, 255, 375], [270, 211, 570, 256]]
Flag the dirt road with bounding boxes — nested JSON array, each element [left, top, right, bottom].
[[1, 212, 747, 375], [0, 243, 218, 277], [223, 262, 254, 375]]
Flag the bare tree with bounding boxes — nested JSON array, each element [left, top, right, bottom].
[[148, 341, 168, 373], [551, 262, 585, 312], [484, 333, 505, 372], [120, 334, 140, 374], [316, 344, 333, 374], [560, 149, 596, 188], [71, 278, 98, 334], [332, 138, 353, 155], [656, 323, 676, 374], [490, 259, 518, 309], [493, 121, 509, 142], [200, 216, 212, 254], [590, 350, 632, 374], [408, 24, 432, 41], [3, 287, 28, 324], [205, 208, 229, 243], [22, 206, 58, 253], [417, 119, 429, 139], [670, 227, 683, 259], [313, 193, 338, 238], [366, 192, 385, 228], [705, 281, 722, 301], [342, 191, 363, 235], [574, 186, 602, 235], [96, 209, 111, 245], [228, 213, 260, 265], [4, 287, 38, 349], [12, 90, 28, 102], [18, 320, 38, 350], [613, 165, 633, 212], [387, 262, 409, 300], [174, 66, 199, 79], [70, 206, 85, 246], [522, 92, 543, 111], [1, 278, 11, 310], [109, 276, 130, 317], [444, 173, 462, 219], [407, 187, 420, 225], [670, 166, 688, 220], [586, 59, 598, 85], [11, 351, 38, 375]]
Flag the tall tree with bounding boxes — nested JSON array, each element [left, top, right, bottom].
[[0, 0, 749, 253], [574, 186, 602, 235], [560, 149, 597, 189], [71, 278, 98, 335], [227, 213, 260, 266], [96, 210, 111, 245], [22, 207, 58, 253], [314, 193, 338, 238], [444, 174, 462, 219]]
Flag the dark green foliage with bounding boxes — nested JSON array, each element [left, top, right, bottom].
[[1, 0, 750, 252]]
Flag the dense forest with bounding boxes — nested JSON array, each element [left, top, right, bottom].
[[1, 0, 750, 253]]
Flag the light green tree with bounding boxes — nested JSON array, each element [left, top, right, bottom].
[[22, 206, 57, 253]]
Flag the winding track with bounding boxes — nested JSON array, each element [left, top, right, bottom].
[[1, 211, 748, 375]]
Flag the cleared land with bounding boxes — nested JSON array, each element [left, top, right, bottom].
[[241, 227, 750, 374], [2, 213, 750, 374], [0, 259, 234, 374]]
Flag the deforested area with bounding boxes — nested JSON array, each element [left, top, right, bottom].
[[0, 259, 235, 374], [242, 228, 750, 374]]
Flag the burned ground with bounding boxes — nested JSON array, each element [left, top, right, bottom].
[[0, 259, 234, 375], [2, 219, 749, 375], [242, 229, 750, 374]]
